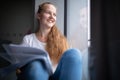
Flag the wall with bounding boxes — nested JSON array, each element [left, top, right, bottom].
[[0, 1, 34, 44]]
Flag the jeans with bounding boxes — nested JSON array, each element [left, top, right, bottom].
[[17, 48, 82, 80]]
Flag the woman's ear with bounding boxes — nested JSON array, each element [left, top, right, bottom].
[[36, 13, 40, 20]]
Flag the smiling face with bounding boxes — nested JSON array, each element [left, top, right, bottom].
[[37, 3, 57, 29]]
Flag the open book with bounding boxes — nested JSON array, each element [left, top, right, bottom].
[[0, 44, 53, 78]]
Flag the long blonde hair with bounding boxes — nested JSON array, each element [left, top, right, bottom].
[[46, 25, 69, 64], [37, 2, 69, 64]]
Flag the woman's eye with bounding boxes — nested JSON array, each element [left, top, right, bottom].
[[43, 10, 56, 17], [53, 13, 56, 17], [44, 10, 50, 14]]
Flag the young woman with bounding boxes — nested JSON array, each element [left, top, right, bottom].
[[17, 2, 82, 80]]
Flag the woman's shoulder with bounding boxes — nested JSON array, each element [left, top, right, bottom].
[[22, 33, 36, 42], [24, 33, 35, 39]]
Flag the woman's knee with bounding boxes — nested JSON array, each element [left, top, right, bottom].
[[18, 60, 49, 80], [23, 60, 46, 74], [26, 60, 42, 69], [62, 48, 82, 63]]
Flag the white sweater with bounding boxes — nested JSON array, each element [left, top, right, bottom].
[[21, 33, 57, 72]]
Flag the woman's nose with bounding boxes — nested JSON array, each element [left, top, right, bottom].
[[50, 14, 54, 19], [50, 13, 56, 19]]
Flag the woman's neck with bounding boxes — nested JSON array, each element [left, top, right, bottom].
[[36, 27, 51, 42]]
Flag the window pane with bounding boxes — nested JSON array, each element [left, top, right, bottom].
[[67, 0, 90, 51]]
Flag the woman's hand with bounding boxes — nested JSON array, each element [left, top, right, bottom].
[[16, 68, 21, 75]]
